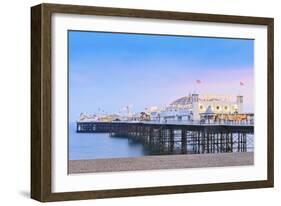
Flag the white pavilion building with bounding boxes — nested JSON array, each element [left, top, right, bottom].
[[150, 93, 250, 123]]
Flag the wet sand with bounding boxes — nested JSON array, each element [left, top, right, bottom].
[[68, 152, 254, 174]]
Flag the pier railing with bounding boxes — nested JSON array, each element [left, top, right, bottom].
[[77, 119, 254, 126], [142, 120, 253, 126]]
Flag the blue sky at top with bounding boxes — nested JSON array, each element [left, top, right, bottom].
[[68, 31, 254, 121]]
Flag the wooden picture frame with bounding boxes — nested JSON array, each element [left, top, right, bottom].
[[31, 3, 274, 202]]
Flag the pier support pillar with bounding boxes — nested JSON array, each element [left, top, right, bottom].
[[181, 129, 187, 154]]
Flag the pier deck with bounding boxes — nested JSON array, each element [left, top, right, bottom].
[[77, 121, 253, 133]]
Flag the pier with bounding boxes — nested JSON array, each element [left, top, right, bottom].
[[76, 121, 254, 155]]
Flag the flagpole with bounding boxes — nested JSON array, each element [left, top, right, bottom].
[[196, 79, 202, 94], [239, 81, 244, 96]]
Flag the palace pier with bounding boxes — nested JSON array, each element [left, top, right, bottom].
[[76, 121, 254, 155]]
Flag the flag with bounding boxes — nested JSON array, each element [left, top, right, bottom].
[[240, 81, 244, 86], [196, 80, 202, 84]]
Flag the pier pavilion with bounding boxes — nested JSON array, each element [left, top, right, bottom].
[[148, 93, 253, 124]]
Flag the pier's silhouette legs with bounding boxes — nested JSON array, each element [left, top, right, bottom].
[[77, 122, 252, 155]]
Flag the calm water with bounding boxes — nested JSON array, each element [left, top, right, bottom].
[[69, 122, 254, 160], [69, 122, 150, 160]]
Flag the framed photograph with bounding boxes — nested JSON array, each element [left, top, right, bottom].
[[31, 3, 274, 202]]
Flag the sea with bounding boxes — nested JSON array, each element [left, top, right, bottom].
[[69, 122, 254, 160], [69, 122, 151, 160]]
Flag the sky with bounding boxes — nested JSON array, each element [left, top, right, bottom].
[[68, 31, 254, 121]]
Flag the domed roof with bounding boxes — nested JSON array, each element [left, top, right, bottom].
[[170, 95, 192, 106]]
